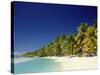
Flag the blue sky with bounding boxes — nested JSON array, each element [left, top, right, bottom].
[[13, 1, 97, 52]]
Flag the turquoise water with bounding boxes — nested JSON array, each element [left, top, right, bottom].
[[14, 57, 62, 74]]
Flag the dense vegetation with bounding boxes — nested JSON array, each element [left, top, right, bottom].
[[23, 22, 97, 57]]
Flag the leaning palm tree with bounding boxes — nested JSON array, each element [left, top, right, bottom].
[[75, 23, 88, 56], [83, 26, 97, 56], [75, 23, 88, 44]]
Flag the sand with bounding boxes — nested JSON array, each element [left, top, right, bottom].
[[49, 56, 98, 70]]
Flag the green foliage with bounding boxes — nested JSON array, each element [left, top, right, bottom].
[[23, 22, 97, 57]]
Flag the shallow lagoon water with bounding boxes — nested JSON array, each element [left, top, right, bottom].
[[13, 57, 62, 74]]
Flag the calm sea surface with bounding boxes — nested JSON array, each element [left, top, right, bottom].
[[13, 57, 62, 74]]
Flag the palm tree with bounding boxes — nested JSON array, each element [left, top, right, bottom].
[[75, 23, 88, 56], [75, 23, 88, 44], [83, 26, 97, 56]]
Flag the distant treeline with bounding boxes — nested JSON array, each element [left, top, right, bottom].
[[23, 22, 97, 57]]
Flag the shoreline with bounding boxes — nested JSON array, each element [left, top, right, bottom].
[[13, 56, 97, 70]]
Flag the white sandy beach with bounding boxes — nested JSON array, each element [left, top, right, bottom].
[[48, 56, 98, 70]]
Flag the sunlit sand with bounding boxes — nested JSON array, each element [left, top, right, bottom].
[[49, 56, 97, 70]]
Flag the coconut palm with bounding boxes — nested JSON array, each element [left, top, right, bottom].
[[83, 26, 97, 56], [75, 23, 88, 56]]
